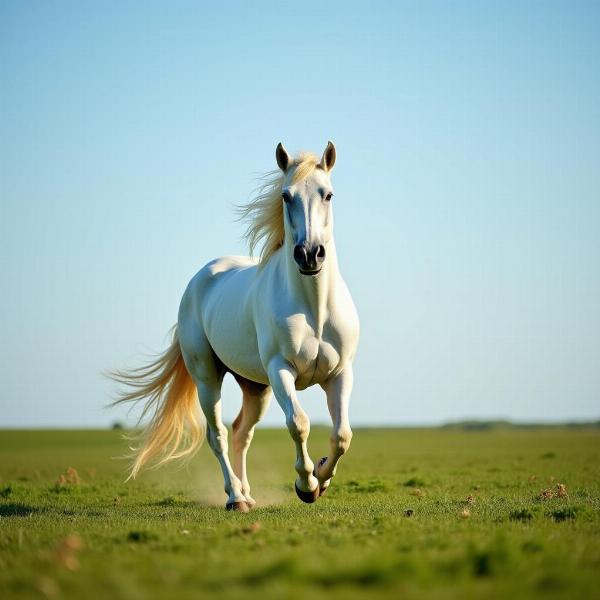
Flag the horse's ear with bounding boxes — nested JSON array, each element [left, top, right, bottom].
[[320, 141, 336, 172], [276, 142, 292, 172]]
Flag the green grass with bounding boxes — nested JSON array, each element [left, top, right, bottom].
[[1, 427, 599, 599]]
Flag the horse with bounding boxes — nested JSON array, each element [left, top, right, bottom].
[[110, 141, 360, 512]]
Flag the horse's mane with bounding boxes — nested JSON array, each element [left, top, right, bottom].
[[237, 152, 320, 265]]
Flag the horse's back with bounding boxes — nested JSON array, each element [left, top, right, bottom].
[[204, 255, 258, 279], [181, 254, 255, 302], [179, 254, 258, 322], [178, 255, 269, 383]]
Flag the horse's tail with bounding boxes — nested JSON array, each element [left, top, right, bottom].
[[107, 326, 205, 480]]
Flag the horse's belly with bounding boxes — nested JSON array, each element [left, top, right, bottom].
[[204, 307, 268, 384]]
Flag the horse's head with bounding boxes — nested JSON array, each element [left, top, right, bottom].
[[276, 141, 336, 276]]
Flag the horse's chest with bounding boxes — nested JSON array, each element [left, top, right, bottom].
[[289, 334, 341, 388]]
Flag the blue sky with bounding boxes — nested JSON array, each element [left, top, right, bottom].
[[1, 1, 599, 428]]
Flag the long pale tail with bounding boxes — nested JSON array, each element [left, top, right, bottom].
[[108, 326, 205, 480]]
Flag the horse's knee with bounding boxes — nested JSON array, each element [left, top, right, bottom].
[[332, 427, 353, 456], [287, 412, 310, 443]]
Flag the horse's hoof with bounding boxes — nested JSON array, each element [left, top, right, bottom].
[[295, 481, 319, 504], [225, 501, 250, 513]]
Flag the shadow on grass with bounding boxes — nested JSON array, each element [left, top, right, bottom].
[[151, 497, 218, 509], [0, 502, 42, 517]]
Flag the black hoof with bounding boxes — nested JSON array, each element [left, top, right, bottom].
[[226, 501, 250, 513], [295, 481, 319, 504]]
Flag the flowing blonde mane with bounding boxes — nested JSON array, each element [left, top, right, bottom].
[[237, 152, 320, 265]]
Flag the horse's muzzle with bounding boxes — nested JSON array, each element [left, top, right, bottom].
[[294, 243, 325, 275]]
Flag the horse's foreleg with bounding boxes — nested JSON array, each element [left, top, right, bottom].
[[232, 378, 272, 507], [316, 367, 354, 493], [268, 358, 319, 501]]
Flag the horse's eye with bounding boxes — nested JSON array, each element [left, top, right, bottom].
[[325, 192, 333, 202], [282, 191, 292, 203]]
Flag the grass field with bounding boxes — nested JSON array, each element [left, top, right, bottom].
[[1, 426, 599, 599]]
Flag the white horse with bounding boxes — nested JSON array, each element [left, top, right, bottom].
[[111, 142, 359, 512]]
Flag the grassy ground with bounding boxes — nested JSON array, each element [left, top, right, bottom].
[[1, 427, 599, 599]]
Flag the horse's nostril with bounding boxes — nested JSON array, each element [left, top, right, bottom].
[[294, 245, 307, 263], [316, 245, 326, 261]]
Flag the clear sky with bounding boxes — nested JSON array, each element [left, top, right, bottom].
[[1, 1, 599, 428]]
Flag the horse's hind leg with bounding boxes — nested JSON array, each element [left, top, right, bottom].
[[197, 380, 250, 511], [231, 375, 272, 507], [179, 329, 248, 512]]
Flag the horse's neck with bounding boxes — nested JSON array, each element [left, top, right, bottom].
[[282, 239, 340, 337]]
